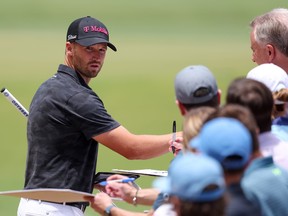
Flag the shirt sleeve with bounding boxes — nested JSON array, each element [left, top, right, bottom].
[[68, 90, 120, 139]]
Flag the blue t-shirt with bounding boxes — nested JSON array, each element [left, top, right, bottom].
[[272, 116, 288, 126], [241, 157, 288, 216], [225, 183, 261, 216]]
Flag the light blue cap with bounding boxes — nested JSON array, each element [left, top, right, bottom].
[[189, 117, 252, 170], [153, 153, 225, 202]]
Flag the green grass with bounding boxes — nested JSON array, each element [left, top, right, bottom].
[[0, 0, 287, 215]]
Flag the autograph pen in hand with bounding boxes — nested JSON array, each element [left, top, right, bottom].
[[171, 120, 176, 154], [98, 177, 135, 186]]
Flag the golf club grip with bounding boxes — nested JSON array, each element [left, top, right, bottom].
[[1, 87, 29, 118]]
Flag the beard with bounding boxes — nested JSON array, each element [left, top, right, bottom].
[[74, 58, 103, 79]]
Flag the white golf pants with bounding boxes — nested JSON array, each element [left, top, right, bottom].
[[17, 198, 84, 216]]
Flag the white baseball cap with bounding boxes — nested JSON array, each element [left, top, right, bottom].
[[247, 63, 288, 104], [246, 63, 288, 92]]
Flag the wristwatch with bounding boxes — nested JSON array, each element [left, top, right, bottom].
[[104, 204, 115, 216]]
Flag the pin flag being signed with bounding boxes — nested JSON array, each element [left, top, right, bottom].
[[1, 87, 29, 118]]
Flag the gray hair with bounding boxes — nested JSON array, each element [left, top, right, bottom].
[[250, 8, 288, 57]]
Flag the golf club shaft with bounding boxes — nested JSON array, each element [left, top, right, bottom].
[[1, 87, 29, 118]]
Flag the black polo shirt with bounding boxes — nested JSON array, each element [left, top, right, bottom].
[[24, 64, 120, 194]]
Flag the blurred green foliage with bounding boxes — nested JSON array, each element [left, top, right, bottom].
[[0, 0, 287, 215]]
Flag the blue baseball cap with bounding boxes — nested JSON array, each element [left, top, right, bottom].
[[174, 65, 218, 104], [153, 153, 225, 202], [189, 117, 252, 170]]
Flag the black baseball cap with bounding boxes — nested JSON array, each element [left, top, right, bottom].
[[66, 16, 117, 51]]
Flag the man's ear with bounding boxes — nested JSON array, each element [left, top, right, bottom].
[[176, 100, 186, 116], [170, 196, 181, 216], [266, 44, 276, 62], [217, 89, 222, 106], [65, 42, 73, 55]]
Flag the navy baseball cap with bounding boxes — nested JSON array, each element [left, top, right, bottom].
[[174, 65, 218, 104], [66, 16, 117, 51], [153, 153, 225, 202], [189, 117, 252, 170]]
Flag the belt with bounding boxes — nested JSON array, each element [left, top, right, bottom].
[[66, 202, 87, 212], [28, 199, 87, 212]]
